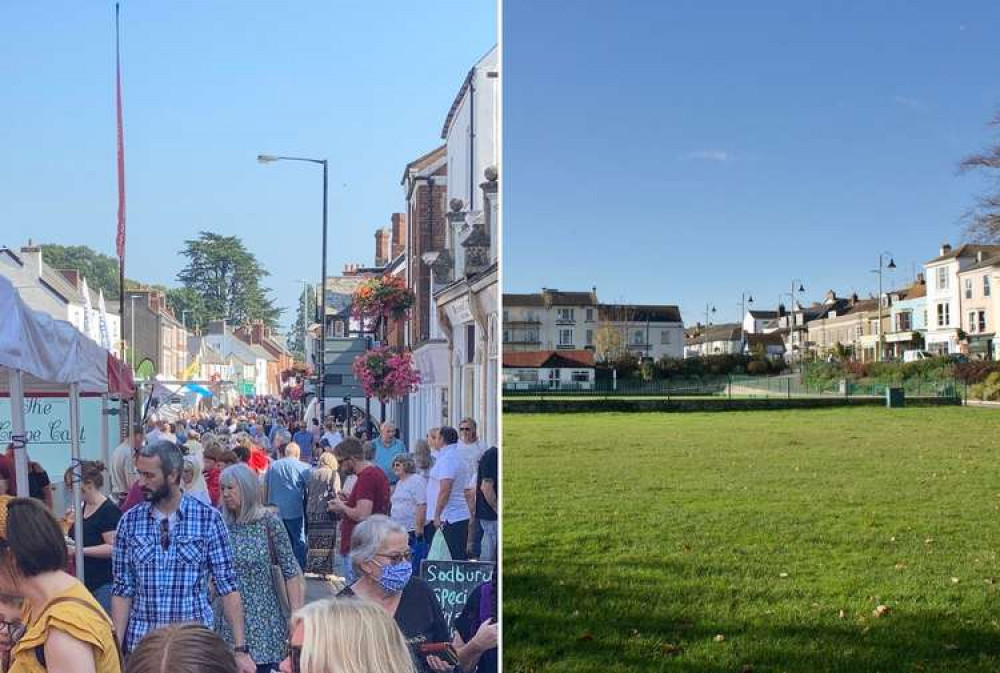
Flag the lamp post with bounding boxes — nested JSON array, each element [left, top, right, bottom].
[[872, 252, 896, 362], [704, 303, 716, 327], [259, 154, 329, 417], [788, 279, 805, 356], [129, 295, 137, 368], [295, 279, 311, 367], [738, 292, 754, 352]]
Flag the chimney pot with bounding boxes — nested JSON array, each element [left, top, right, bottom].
[[940, 242, 952, 256]]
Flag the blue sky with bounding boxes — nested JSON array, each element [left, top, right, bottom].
[[503, 1, 1000, 325], [1, 1, 495, 330]]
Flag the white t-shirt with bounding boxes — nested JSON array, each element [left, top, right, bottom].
[[322, 431, 343, 448], [426, 444, 471, 523], [456, 439, 487, 490], [390, 474, 427, 532]]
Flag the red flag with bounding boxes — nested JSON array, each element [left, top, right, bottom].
[[115, 3, 127, 263]]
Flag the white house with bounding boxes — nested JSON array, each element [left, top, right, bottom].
[[599, 304, 684, 361], [684, 323, 743, 357], [924, 243, 1000, 354], [743, 309, 780, 335], [1, 243, 122, 349], [502, 350, 596, 391], [433, 45, 499, 448]]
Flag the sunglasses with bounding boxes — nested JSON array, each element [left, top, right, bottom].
[[285, 640, 302, 673], [160, 518, 170, 550], [459, 427, 472, 432]]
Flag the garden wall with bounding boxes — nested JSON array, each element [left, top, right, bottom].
[[503, 396, 962, 414]]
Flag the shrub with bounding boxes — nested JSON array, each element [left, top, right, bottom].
[[746, 360, 770, 375]]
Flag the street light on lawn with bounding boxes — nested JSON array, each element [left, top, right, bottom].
[[872, 253, 896, 362], [259, 153, 329, 417]]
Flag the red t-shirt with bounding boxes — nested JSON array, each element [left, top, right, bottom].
[[249, 448, 270, 474], [205, 468, 221, 506], [340, 465, 391, 554]]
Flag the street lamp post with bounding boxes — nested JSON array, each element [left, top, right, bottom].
[[259, 154, 329, 418], [129, 295, 137, 368], [704, 303, 716, 327], [738, 292, 754, 352], [873, 253, 896, 362], [788, 279, 805, 357], [295, 279, 311, 367]]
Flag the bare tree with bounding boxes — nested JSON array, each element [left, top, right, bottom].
[[960, 108, 1000, 242], [595, 302, 637, 363]]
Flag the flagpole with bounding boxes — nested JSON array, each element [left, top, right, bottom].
[[115, 2, 128, 433]]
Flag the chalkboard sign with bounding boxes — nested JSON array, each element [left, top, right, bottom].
[[421, 560, 495, 632]]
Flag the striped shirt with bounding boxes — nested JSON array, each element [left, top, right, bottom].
[[112, 494, 238, 652]]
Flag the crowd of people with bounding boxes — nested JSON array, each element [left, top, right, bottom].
[[0, 398, 498, 673]]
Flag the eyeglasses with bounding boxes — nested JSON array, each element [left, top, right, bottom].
[[285, 640, 302, 673], [0, 619, 25, 645], [459, 427, 472, 432], [375, 550, 412, 564], [159, 518, 170, 550]]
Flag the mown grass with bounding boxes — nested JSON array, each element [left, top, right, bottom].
[[503, 408, 1000, 672]]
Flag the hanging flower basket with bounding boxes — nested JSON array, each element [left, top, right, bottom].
[[352, 346, 421, 402], [352, 275, 415, 332]]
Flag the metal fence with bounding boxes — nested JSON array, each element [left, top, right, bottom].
[[502, 374, 964, 401]]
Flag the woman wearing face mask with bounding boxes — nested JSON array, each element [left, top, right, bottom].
[[337, 516, 453, 673], [62, 461, 122, 613]]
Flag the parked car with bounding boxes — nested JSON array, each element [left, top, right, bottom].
[[902, 350, 935, 363]]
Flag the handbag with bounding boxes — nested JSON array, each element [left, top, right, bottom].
[[427, 530, 452, 561], [265, 518, 292, 619]]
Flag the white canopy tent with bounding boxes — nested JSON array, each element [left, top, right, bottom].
[[0, 275, 134, 581]]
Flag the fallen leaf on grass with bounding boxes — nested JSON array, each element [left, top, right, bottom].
[[838, 609, 846, 619], [894, 562, 907, 571], [873, 605, 891, 618], [660, 644, 683, 657], [713, 634, 726, 642], [779, 572, 789, 578], [578, 631, 593, 642], [951, 577, 960, 584], [943, 643, 959, 651]]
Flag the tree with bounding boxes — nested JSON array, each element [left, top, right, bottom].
[[286, 285, 317, 361], [40, 244, 140, 300], [165, 287, 207, 331], [176, 232, 281, 328], [960, 108, 1000, 242]]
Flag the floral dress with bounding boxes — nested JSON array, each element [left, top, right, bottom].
[[216, 513, 300, 665]]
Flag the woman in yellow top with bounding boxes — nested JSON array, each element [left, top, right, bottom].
[[0, 495, 121, 673]]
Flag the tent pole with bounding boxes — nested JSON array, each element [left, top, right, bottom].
[[69, 383, 85, 582], [9, 369, 29, 497], [101, 395, 110, 476]]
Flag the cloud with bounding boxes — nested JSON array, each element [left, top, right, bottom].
[[893, 96, 927, 111], [684, 149, 732, 163]]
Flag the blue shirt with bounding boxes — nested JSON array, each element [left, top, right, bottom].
[[292, 430, 315, 462], [373, 437, 407, 485], [265, 457, 311, 520], [112, 494, 238, 653]]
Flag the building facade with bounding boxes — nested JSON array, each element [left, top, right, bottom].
[[956, 253, 1000, 359], [923, 243, 1000, 355]]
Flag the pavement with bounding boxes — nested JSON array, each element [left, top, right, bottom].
[[304, 574, 346, 603]]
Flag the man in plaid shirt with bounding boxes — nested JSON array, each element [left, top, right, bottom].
[[112, 440, 255, 673]]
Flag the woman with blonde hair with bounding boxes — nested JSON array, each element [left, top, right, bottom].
[[125, 623, 235, 673], [304, 452, 340, 577], [62, 461, 122, 613], [278, 598, 416, 673]]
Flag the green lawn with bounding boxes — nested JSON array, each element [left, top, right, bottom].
[[503, 408, 1000, 673]]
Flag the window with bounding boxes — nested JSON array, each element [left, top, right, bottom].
[[868, 319, 880, 335], [502, 310, 509, 322], [585, 308, 594, 322], [526, 329, 538, 342], [633, 330, 644, 345], [985, 275, 992, 297], [585, 329, 593, 346], [557, 308, 575, 322], [503, 330, 510, 342], [936, 267, 949, 290], [855, 326, 863, 340], [559, 329, 573, 346], [571, 370, 590, 382], [896, 311, 912, 332], [937, 302, 950, 327], [466, 324, 475, 364], [661, 330, 672, 345], [968, 311, 977, 333], [979, 310, 987, 333], [547, 369, 560, 388], [965, 278, 973, 299]]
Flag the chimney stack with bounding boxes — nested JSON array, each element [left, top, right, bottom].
[[916, 272, 925, 285], [977, 250, 985, 263], [19, 243, 43, 277], [940, 243, 952, 256], [375, 229, 390, 267], [390, 213, 406, 260]]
